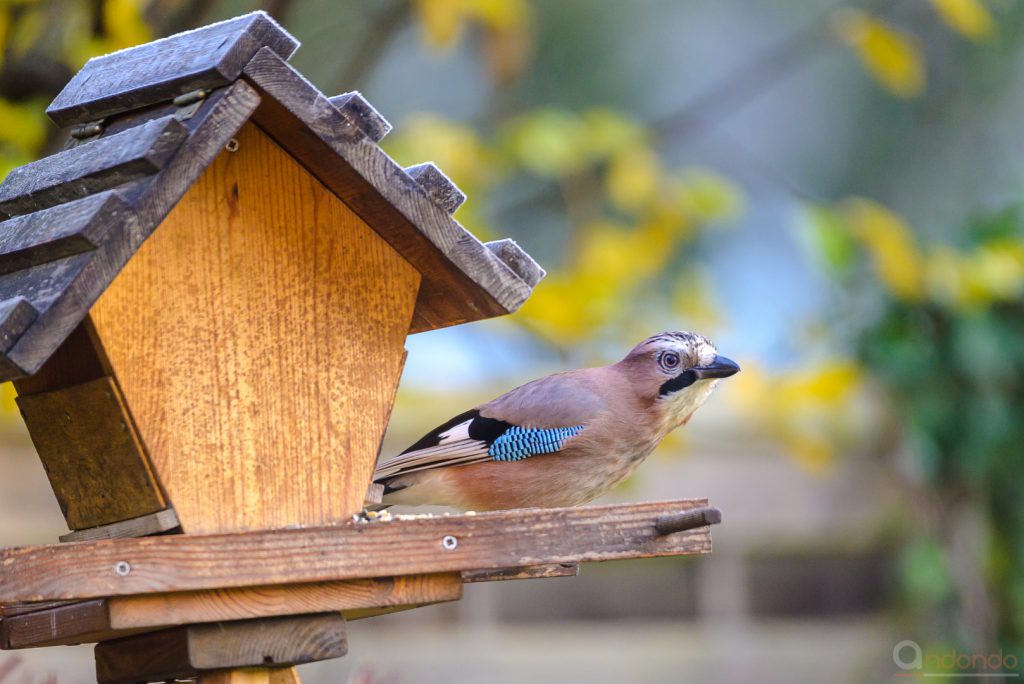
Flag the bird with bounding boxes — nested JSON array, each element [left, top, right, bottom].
[[372, 331, 739, 511]]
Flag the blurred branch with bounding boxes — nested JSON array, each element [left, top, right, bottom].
[[333, 0, 411, 92]]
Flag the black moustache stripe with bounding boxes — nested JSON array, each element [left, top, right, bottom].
[[659, 369, 698, 396]]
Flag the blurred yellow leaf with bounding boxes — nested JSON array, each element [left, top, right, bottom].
[[924, 245, 970, 309], [929, 0, 994, 41], [923, 239, 1023, 310], [842, 198, 925, 301], [605, 147, 660, 213], [385, 114, 490, 188], [0, 97, 47, 156], [581, 108, 645, 161], [963, 240, 1024, 304], [9, 4, 44, 58], [578, 220, 642, 283], [414, 0, 530, 54], [103, 0, 152, 50], [778, 359, 862, 404], [833, 9, 926, 98], [504, 108, 587, 178], [414, 0, 465, 48], [0, 381, 16, 416], [675, 168, 744, 223], [672, 267, 722, 330], [731, 359, 866, 473]]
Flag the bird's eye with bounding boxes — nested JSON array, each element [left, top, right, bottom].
[[660, 352, 681, 371]]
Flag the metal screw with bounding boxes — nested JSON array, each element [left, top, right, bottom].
[[225, 138, 239, 152], [114, 561, 131, 576], [441, 535, 458, 550]]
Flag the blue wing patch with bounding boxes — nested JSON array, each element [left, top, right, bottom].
[[488, 425, 586, 462]]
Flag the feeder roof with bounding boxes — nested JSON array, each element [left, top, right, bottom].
[[0, 11, 543, 380]]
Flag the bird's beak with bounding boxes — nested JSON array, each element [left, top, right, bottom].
[[693, 355, 740, 380]]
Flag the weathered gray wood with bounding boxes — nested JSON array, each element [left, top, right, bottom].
[[0, 117, 188, 215], [462, 563, 579, 583], [485, 238, 546, 288], [1, 599, 118, 649], [0, 296, 37, 377], [405, 162, 466, 214], [47, 11, 296, 127], [0, 296, 37, 350], [0, 255, 93, 379], [242, 48, 540, 333], [0, 499, 713, 602], [0, 192, 129, 276], [59, 508, 180, 543], [1, 81, 261, 381], [328, 92, 392, 142], [94, 614, 346, 683]]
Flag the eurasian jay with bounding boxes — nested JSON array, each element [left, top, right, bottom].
[[373, 331, 739, 510]]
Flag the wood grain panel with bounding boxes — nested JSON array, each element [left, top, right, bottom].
[[15, 376, 166, 529], [94, 614, 345, 683], [89, 122, 420, 534], [0, 499, 713, 601], [241, 48, 538, 333], [1, 574, 461, 649]]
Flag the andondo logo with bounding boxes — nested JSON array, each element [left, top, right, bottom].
[[893, 640, 1020, 678]]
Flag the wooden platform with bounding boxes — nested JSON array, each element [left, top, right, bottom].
[[0, 500, 717, 650]]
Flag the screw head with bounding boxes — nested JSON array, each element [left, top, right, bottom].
[[441, 535, 458, 550], [114, 561, 131, 577], [225, 138, 240, 152]]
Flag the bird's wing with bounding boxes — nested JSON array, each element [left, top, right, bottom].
[[374, 371, 607, 483]]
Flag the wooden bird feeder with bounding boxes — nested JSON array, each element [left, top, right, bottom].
[[0, 13, 720, 683]]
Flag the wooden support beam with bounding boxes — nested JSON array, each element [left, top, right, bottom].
[[15, 376, 166, 530], [200, 668, 301, 684], [59, 508, 180, 543], [0, 116, 188, 215], [93, 613, 346, 684], [1, 574, 461, 649], [462, 563, 579, 583], [0, 499, 714, 602]]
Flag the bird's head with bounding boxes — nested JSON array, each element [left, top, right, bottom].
[[619, 331, 740, 427]]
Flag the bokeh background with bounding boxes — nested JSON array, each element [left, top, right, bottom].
[[1, 0, 1023, 682]]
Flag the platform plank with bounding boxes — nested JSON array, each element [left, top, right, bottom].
[[1, 574, 460, 649], [0, 499, 713, 602]]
